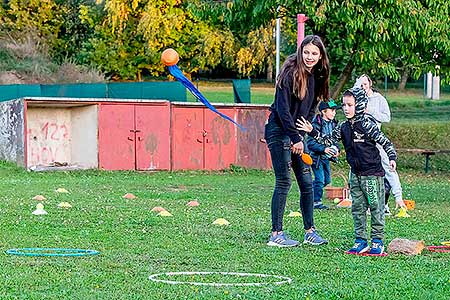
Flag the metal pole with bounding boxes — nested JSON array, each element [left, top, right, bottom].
[[276, 14, 281, 80], [427, 71, 432, 98], [423, 73, 426, 98], [297, 14, 308, 48]]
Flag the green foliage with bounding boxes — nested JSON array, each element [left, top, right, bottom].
[[385, 122, 450, 149], [1, 0, 66, 45], [189, 1, 277, 78], [76, 0, 240, 79], [78, 26, 150, 80], [235, 24, 275, 77], [0, 48, 15, 70], [233, 0, 450, 88], [52, 0, 103, 64], [0, 165, 449, 299], [1, 0, 449, 82]]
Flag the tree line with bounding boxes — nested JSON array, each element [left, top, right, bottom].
[[0, 0, 448, 97]]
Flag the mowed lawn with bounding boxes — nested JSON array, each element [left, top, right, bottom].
[[0, 161, 449, 299]]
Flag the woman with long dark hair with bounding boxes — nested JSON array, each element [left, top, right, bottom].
[[265, 35, 330, 247]]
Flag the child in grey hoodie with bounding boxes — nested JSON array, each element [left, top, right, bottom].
[[356, 74, 406, 214]]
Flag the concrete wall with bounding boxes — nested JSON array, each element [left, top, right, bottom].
[[71, 105, 98, 168], [0, 99, 25, 166], [26, 107, 72, 167]]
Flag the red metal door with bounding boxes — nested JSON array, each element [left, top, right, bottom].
[[98, 104, 135, 170], [135, 104, 170, 170], [171, 106, 204, 170], [204, 108, 237, 170], [236, 108, 270, 169]]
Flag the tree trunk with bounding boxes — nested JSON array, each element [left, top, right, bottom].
[[398, 68, 409, 91], [330, 58, 355, 100]]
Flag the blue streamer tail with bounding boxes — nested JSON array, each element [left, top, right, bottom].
[[168, 65, 245, 131]]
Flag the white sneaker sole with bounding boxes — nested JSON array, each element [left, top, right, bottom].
[[267, 241, 298, 247], [358, 246, 370, 254]]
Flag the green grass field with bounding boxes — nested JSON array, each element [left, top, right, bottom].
[[1, 161, 449, 299]]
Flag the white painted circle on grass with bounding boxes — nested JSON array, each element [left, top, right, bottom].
[[148, 271, 292, 287]]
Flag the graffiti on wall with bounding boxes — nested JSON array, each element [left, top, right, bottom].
[[27, 109, 71, 166]]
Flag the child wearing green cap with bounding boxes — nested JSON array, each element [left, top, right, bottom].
[[307, 99, 340, 209]]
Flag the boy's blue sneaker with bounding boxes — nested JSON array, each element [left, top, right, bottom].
[[267, 233, 299, 248], [368, 239, 385, 255], [346, 238, 370, 254], [303, 231, 328, 245]]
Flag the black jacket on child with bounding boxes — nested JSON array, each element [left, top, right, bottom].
[[307, 87, 397, 177]]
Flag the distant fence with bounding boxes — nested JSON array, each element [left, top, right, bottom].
[[0, 82, 187, 102]]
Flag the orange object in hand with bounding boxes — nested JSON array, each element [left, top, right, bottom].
[[301, 153, 313, 165], [161, 48, 179, 66]]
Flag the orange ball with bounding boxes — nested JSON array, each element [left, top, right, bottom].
[[301, 153, 313, 166], [161, 48, 179, 66]]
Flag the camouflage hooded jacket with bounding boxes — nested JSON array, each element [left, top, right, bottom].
[[306, 87, 397, 176]]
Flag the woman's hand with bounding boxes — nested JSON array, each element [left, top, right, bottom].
[[332, 149, 340, 158], [291, 141, 304, 155], [325, 146, 340, 157], [324, 147, 335, 156], [296, 117, 313, 133]]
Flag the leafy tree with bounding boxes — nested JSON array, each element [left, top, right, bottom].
[[235, 24, 275, 79], [249, 0, 447, 97], [194, 0, 450, 95], [1, 0, 66, 40], [2, 0, 448, 85], [81, 0, 237, 79], [0, 0, 99, 64], [188, 0, 277, 80], [52, 0, 102, 63]]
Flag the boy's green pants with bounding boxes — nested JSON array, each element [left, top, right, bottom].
[[349, 173, 385, 241]]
